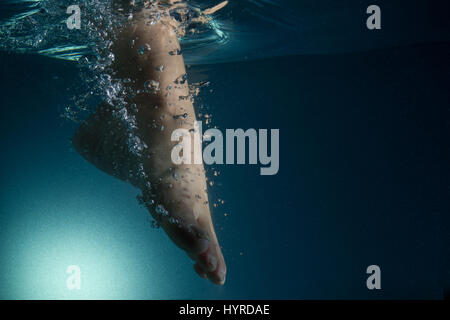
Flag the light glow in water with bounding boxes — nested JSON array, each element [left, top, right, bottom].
[[0, 172, 170, 299], [4, 211, 145, 299]]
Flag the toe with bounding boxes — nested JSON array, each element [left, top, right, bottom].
[[196, 242, 226, 285], [207, 259, 226, 285], [198, 250, 217, 272], [194, 263, 208, 279]]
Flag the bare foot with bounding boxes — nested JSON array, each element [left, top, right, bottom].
[[72, 5, 226, 284], [72, 103, 226, 285]]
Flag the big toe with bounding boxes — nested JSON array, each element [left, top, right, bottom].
[[196, 244, 226, 285]]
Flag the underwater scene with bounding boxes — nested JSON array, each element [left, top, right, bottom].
[[0, 0, 449, 300]]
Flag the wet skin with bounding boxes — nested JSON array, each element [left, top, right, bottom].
[[72, 7, 227, 285]]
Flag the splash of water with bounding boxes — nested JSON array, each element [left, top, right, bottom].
[[0, 0, 229, 61]]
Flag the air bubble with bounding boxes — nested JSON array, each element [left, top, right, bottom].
[[174, 73, 188, 85], [155, 204, 169, 217], [173, 113, 188, 119], [168, 217, 179, 225], [144, 80, 160, 94], [168, 49, 182, 56], [150, 220, 160, 229], [138, 43, 151, 55]]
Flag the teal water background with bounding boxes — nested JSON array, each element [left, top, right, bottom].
[[0, 0, 449, 299]]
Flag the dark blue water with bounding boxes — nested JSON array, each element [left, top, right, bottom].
[[0, 0, 449, 299]]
